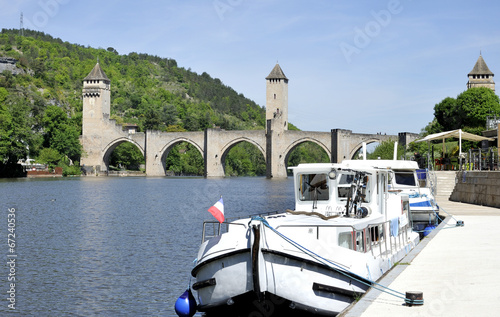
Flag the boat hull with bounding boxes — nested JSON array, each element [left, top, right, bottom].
[[260, 249, 369, 315], [200, 291, 329, 317], [195, 251, 368, 316], [193, 249, 252, 311]]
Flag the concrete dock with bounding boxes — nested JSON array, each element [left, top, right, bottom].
[[341, 199, 500, 317]]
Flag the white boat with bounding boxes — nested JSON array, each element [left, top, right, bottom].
[[341, 159, 439, 230], [188, 162, 420, 316]]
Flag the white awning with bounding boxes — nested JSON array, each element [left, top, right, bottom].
[[414, 129, 494, 157], [415, 129, 494, 143]]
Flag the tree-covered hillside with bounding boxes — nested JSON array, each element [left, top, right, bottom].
[[0, 28, 265, 132]]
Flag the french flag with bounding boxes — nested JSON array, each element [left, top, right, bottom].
[[208, 197, 224, 223]]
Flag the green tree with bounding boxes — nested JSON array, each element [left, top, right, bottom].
[[0, 94, 42, 164], [42, 105, 81, 161], [367, 140, 404, 160], [433, 97, 459, 131], [456, 87, 500, 128], [143, 106, 163, 131], [109, 142, 144, 170], [287, 142, 329, 168], [165, 144, 182, 174], [0, 101, 13, 162], [225, 142, 265, 176], [180, 144, 204, 175], [37, 147, 61, 169], [431, 87, 500, 134], [0, 87, 7, 102], [164, 142, 203, 175]]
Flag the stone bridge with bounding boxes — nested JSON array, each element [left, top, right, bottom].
[[81, 118, 417, 177], [79, 62, 419, 177]]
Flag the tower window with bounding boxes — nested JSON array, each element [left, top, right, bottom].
[[274, 94, 276, 99]]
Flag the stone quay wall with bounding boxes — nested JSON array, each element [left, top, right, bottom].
[[450, 171, 500, 208]]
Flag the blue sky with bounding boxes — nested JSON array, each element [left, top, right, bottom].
[[1, 0, 500, 135]]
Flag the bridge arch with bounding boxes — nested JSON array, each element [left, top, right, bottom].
[[219, 137, 266, 176], [102, 138, 145, 171], [348, 137, 396, 159], [283, 137, 331, 168], [158, 138, 205, 175]]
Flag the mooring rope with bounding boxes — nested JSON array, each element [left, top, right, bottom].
[[413, 199, 464, 235], [285, 209, 340, 220]]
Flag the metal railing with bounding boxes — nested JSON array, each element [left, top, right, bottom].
[[274, 219, 411, 259], [200, 210, 282, 243], [459, 148, 498, 171], [201, 213, 413, 261], [201, 221, 247, 243], [419, 148, 499, 171]]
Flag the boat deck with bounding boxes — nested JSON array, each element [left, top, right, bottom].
[[340, 199, 500, 317]]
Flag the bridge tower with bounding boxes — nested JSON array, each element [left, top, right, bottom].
[[266, 63, 288, 133], [467, 53, 495, 91], [80, 62, 111, 173], [265, 63, 289, 178]]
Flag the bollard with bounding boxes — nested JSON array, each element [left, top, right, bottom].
[[405, 291, 424, 306]]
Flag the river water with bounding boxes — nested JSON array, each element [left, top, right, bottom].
[[0, 176, 294, 316]]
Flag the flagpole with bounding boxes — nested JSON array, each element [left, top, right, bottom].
[[459, 129, 462, 169]]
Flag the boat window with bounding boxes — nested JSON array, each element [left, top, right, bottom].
[[364, 229, 371, 252], [338, 173, 354, 185], [356, 231, 364, 252], [369, 226, 379, 243], [337, 172, 371, 203], [338, 232, 353, 249], [298, 174, 329, 201], [394, 171, 416, 186], [416, 169, 427, 187], [337, 173, 354, 200]]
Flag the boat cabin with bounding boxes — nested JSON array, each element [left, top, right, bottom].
[[290, 163, 395, 218]]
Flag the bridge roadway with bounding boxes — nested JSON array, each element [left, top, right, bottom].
[[340, 198, 500, 317]]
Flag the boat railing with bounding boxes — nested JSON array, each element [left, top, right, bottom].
[[415, 168, 437, 196], [201, 221, 247, 243], [367, 219, 410, 259], [201, 215, 411, 259], [274, 219, 410, 259], [274, 224, 356, 232], [201, 210, 283, 243], [422, 168, 437, 197]]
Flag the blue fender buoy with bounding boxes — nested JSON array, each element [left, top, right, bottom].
[[174, 288, 197, 317], [423, 225, 436, 237]]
